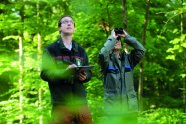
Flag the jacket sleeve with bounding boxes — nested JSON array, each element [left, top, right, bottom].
[[79, 50, 92, 83], [124, 35, 146, 69], [98, 36, 117, 71], [40, 48, 68, 82]]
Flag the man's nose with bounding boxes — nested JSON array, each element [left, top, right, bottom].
[[67, 21, 73, 25]]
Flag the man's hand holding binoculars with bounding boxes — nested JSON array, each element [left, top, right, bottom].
[[111, 28, 128, 40]]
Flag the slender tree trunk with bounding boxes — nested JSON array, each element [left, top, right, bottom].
[[102, 18, 109, 38], [121, 0, 129, 53], [138, 0, 150, 113], [19, 36, 23, 124], [19, 0, 24, 123], [38, 36, 42, 124], [181, 0, 186, 114], [37, 3, 41, 57], [106, 4, 111, 32], [37, 2, 42, 124]]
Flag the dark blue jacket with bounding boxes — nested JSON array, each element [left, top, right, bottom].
[[40, 36, 91, 105]]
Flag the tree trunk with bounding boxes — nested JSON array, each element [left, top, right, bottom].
[[121, 0, 129, 53], [19, 0, 24, 123], [106, 4, 111, 32], [102, 18, 109, 38], [37, 2, 42, 124], [19, 36, 23, 124], [37, 2, 41, 57], [181, 0, 186, 114], [138, 0, 150, 112]]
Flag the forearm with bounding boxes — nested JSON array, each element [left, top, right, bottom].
[[98, 36, 117, 69], [99, 36, 117, 55], [124, 35, 146, 68], [124, 35, 146, 52]]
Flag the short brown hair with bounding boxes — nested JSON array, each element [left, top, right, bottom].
[[58, 15, 75, 27]]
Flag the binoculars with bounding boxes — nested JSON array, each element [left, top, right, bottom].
[[114, 28, 124, 35], [114, 28, 124, 40]]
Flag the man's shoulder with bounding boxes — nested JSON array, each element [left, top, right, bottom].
[[78, 45, 85, 51], [46, 40, 59, 50], [73, 40, 86, 53]]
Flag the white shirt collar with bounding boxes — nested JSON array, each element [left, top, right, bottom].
[[64, 42, 72, 50]]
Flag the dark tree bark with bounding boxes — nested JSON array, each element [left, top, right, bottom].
[[181, 0, 186, 114], [121, 0, 129, 53], [138, 0, 150, 112]]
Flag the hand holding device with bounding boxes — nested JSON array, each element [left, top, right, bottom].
[[114, 28, 128, 40]]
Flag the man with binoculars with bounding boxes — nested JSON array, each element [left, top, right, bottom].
[[98, 28, 146, 123]]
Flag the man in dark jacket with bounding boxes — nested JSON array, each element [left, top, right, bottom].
[[98, 29, 145, 123], [40, 15, 92, 124]]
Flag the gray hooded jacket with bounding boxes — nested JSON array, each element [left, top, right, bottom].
[[98, 35, 145, 114]]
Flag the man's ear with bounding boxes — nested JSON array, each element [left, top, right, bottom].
[[58, 26, 61, 30], [58, 26, 62, 32]]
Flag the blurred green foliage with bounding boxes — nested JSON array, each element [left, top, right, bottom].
[[0, 0, 186, 123]]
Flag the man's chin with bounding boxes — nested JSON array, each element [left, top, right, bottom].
[[63, 32, 73, 35], [113, 48, 121, 50]]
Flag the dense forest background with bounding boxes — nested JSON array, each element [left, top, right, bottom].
[[0, 0, 186, 123]]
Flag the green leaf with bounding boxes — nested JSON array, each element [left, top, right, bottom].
[[3, 36, 19, 40]]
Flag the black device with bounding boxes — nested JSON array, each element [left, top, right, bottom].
[[64, 65, 94, 85], [65, 65, 94, 74], [74, 65, 94, 73], [114, 28, 124, 40]]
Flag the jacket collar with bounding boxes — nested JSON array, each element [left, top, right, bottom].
[[110, 52, 120, 70], [58, 36, 78, 53], [110, 52, 124, 60], [110, 51, 126, 70]]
